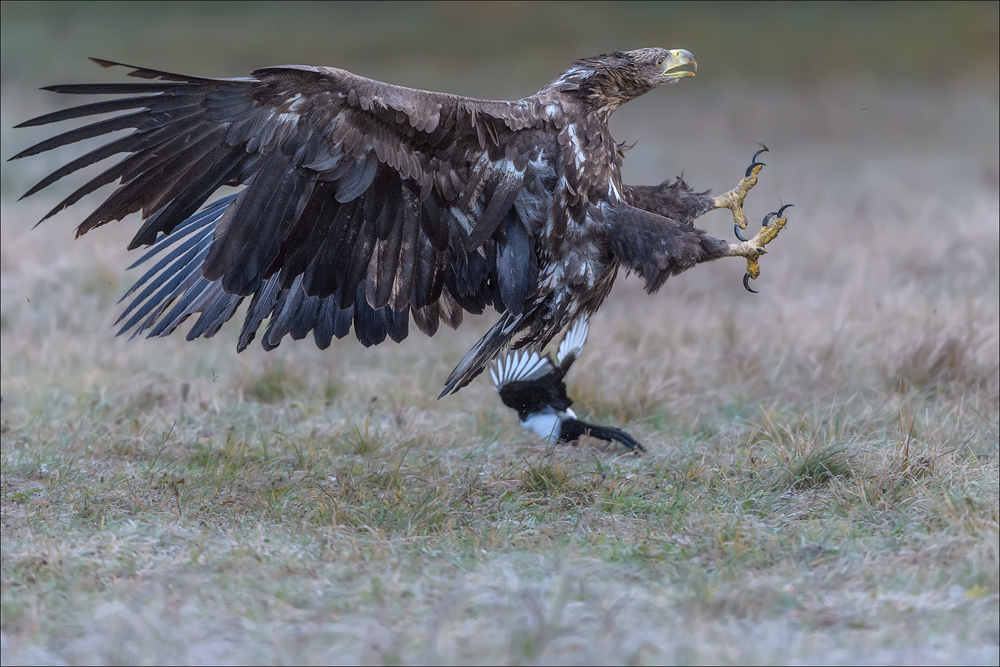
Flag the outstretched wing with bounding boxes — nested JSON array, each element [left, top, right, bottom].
[[12, 59, 554, 349]]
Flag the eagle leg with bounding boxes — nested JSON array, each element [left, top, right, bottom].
[[713, 144, 768, 238], [727, 203, 792, 292]]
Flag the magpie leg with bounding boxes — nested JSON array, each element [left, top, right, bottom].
[[560, 418, 645, 453], [727, 203, 792, 292], [714, 144, 768, 237]]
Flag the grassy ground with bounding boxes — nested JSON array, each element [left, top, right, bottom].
[[2, 4, 999, 664]]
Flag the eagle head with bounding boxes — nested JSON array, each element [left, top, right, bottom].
[[557, 48, 697, 111]]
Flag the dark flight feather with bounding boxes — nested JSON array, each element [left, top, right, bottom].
[[496, 209, 532, 315]]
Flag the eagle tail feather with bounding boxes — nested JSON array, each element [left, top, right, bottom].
[[439, 310, 531, 398]]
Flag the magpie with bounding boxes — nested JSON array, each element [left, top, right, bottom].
[[489, 319, 644, 452]]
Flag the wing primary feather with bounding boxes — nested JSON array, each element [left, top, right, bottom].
[[12, 105, 202, 161], [127, 247, 212, 339], [440, 309, 531, 397], [384, 306, 409, 343], [118, 223, 212, 302], [116, 240, 205, 324], [148, 277, 216, 337], [124, 195, 229, 271], [74, 123, 224, 234], [313, 297, 338, 350], [353, 285, 387, 347], [517, 350, 534, 377], [206, 151, 316, 296], [412, 302, 440, 337], [14, 59, 554, 390], [185, 291, 242, 340], [176, 283, 238, 338], [33, 131, 180, 224], [19, 132, 152, 200], [494, 349, 555, 385], [13, 95, 172, 129], [290, 295, 322, 341], [117, 245, 210, 335], [238, 275, 282, 352], [333, 302, 355, 340], [127, 148, 247, 248], [39, 81, 198, 95], [116, 197, 228, 337], [263, 274, 306, 350]]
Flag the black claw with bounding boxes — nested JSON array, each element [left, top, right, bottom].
[[745, 161, 766, 178], [761, 212, 776, 227], [777, 203, 794, 217], [743, 273, 758, 293], [743, 146, 770, 177], [734, 224, 750, 242]]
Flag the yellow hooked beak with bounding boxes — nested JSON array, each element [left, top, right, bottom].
[[662, 49, 697, 81]]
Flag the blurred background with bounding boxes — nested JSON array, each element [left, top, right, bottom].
[[2, 1, 997, 87], [1, 2, 997, 420], [3, 1, 998, 185]]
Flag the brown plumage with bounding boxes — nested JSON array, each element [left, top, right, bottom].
[[11, 48, 741, 396]]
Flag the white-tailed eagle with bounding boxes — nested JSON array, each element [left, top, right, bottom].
[[11, 48, 790, 446]]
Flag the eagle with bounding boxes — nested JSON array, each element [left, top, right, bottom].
[[11, 48, 789, 446]]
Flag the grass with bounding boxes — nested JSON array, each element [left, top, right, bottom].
[[2, 6, 999, 663], [3, 200, 997, 666], [4, 387, 996, 663]]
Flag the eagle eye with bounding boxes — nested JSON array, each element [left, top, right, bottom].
[[656, 57, 664, 67]]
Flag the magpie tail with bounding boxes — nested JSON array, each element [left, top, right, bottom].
[[559, 418, 645, 452]]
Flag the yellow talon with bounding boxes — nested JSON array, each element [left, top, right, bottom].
[[713, 167, 761, 230], [714, 145, 767, 230], [728, 208, 790, 287]]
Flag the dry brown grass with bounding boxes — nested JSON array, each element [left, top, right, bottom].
[[2, 11, 998, 663]]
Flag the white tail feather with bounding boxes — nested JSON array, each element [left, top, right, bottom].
[[557, 317, 589, 366], [490, 348, 554, 389]]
